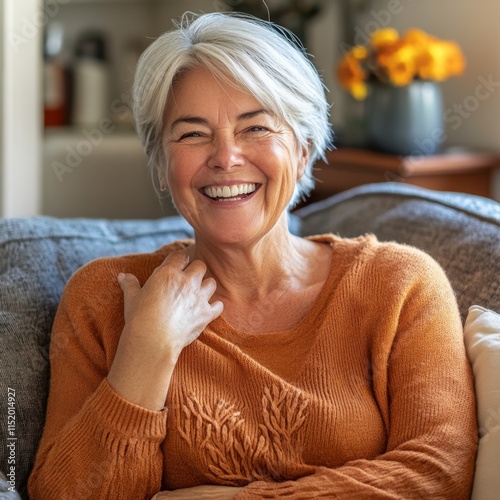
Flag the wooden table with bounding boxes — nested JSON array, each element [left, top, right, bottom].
[[309, 148, 498, 203]]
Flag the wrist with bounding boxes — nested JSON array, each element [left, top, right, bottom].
[[108, 339, 178, 411]]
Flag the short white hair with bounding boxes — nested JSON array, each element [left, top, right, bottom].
[[133, 11, 333, 208]]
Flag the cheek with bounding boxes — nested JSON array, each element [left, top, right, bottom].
[[164, 146, 193, 188], [267, 139, 301, 184], [164, 155, 188, 204], [166, 167, 198, 220], [166, 165, 191, 197], [165, 151, 207, 218]]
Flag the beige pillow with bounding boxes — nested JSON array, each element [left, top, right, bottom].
[[464, 305, 500, 500]]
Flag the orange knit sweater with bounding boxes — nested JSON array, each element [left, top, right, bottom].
[[29, 234, 477, 499]]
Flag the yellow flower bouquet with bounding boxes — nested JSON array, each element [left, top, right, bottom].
[[337, 28, 466, 100]]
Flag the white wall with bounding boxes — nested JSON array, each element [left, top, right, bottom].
[[0, 0, 42, 217]]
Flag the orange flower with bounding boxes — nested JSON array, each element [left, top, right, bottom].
[[443, 41, 466, 76], [377, 41, 417, 86], [335, 27, 465, 99], [350, 45, 369, 60], [336, 54, 367, 100], [417, 41, 450, 81], [403, 28, 435, 47], [370, 28, 399, 49]]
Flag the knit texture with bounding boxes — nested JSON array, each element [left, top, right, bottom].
[[28, 234, 477, 499]]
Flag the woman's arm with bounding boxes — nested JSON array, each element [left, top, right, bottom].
[[28, 248, 222, 500], [234, 248, 478, 499], [108, 250, 222, 410]]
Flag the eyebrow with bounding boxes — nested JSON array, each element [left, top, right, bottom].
[[169, 109, 270, 132]]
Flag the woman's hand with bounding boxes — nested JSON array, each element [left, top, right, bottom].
[[107, 250, 223, 410], [152, 485, 244, 499]]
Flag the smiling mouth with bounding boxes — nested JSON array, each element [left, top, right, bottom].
[[201, 183, 258, 202]]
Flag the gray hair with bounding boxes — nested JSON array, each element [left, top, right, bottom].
[[132, 11, 333, 208]]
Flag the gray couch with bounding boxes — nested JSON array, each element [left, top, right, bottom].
[[1, 182, 499, 499]]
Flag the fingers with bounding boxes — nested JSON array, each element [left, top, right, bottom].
[[157, 249, 208, 279], [210, 299, 224, 319], [118, 251, 220, 322], [201, 276, 217, 296], [160, 249, 191, 270], [117, 272, 141, 297], [201, 277, 223, 319]]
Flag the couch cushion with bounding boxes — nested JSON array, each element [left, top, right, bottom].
[[464, 306, 500, 500], [295, 183, 500, 318], [0, 216, 193, 498]]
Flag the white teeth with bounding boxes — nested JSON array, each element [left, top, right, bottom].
[[203, 183, 256, 199]]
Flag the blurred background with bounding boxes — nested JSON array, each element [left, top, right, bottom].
[[1, 0, 499, 219]]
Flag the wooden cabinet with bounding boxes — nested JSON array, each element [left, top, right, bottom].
[[310, 148, 498, 202]]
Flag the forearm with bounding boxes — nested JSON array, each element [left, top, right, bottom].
[[28, 380, 166, 500], [107, 326, 179, 411], [235, 443, 476, 499]]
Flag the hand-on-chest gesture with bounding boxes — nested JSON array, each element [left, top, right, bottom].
[[108, 250, 223, 410]]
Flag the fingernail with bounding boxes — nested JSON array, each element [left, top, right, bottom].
[[117, 272, 125, 282]]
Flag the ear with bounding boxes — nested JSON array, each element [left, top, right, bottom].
[[296, 144, 310, 181], [157, 168, 168, 192]]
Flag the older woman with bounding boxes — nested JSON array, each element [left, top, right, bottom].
[[29, 11, 477, 500]]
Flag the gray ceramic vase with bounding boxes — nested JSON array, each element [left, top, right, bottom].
[[365, 81, 444, 156]]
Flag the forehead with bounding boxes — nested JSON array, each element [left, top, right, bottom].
[[164, 67, 262, 121]]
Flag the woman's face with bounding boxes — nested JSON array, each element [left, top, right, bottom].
[[162, 67, 306, 246]]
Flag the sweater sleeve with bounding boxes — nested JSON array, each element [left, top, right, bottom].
[[235, 244, 478, 499], [28, 259, 167, 500]]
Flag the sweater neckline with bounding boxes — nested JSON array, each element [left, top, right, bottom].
[[210, 233, 354, 345]]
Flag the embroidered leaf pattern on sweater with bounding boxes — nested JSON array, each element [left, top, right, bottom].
[[178, 384, 309, 483]]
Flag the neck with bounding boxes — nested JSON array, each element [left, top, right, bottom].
[[189, 214, 310, 303]]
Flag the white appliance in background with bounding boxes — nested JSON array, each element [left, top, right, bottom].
[[71, 32, 110, 127]]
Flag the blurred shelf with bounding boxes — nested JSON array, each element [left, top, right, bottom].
[[310, 147, 499, 202]]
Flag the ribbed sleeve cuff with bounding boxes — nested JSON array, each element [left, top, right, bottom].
[[235, 481, 303, 499], [235, 472, 334, 500], [80, 379, 167, 454]]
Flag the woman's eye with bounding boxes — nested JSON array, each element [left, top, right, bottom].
[[180, 132, 202, 139], [248, 126, 269, 133]]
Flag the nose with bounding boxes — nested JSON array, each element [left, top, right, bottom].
[[207, 134, 244, 170]]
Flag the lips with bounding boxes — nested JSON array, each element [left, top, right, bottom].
[[202, 183, 258, 201]]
